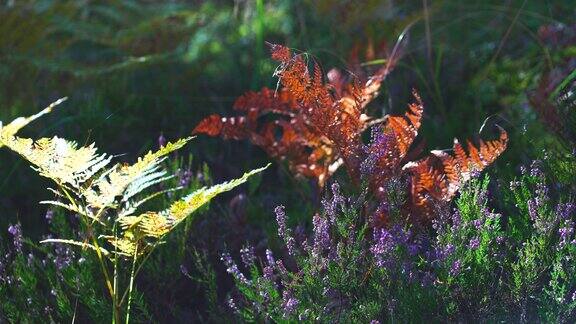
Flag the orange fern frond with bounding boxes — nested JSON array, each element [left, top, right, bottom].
[[194, 42, 508, 225], [403, 127, 508, 219], [192, 114, 251, 140], [369, 90, 424, 188]]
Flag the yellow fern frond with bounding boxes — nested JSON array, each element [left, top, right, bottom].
[[1, 135, 112, 188], [168, 164, 270, 223], [115, 164, 269, 253], [0, 97, 66, 148], [102, 235, 139, 257], [83, 138, 191, 211], [40, 238, 110, 257]]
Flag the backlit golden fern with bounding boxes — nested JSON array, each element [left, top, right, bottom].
[[0, 100, 268, 320], [0, 103, 267, 255]]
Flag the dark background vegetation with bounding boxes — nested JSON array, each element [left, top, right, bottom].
[[0, 0, 574, 321]]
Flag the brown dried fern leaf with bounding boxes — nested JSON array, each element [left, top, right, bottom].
[[403, 127, 508, 220], [194, 43, 396, 187]]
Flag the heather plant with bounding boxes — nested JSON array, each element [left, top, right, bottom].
[[0, 100, 267, 323], [1, 208, 113, 322], [221, 155, 576, 321], [221, 183, 440, 322], [506, 158, 576, 322], [433, 176, 507, 319]]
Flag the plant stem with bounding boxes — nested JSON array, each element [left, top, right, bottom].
[[125, 244, 138, 324], [113, 222, 119, 324], [62, 187, 118, 322]]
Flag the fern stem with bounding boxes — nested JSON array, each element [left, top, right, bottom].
[[61, 187, 118, 322], [125, 244, 138, 324], [86, 212, 119, 322], [113, 222, 120, 324]]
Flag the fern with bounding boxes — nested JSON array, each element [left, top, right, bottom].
[[0, 99, 268, 323], [194, 43, 396, 187], [194, 43, 508, 224]]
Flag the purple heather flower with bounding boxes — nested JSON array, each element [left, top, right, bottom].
[[45, 209, 54, 223], [265, 249, 275, 266], [370, 321, 381, 324], [321, 182, 346, 225], [558, 223, 574, 249], [407, 241, 419, 256], [262, 266, 274, 281], [8, 223, 23, 252], [179, 169, 193, 187], [557, 203, 575, 221], [54, 244, 74, 271], [312, 214, 331, 253], [472, 219, 483, 230], [180, 264, 190, 277], [221, 252, 249, 285], [27, 253, 34, 266], [227, 297, 240, 314], [275, 260, 289, 278], [240, 245, 256, 267], [527, 199, 539, 222], [451, 210, 462, 229], [449, 260, 462, 276], [158, 132, 166, 148], [282, 290, 299, 317], [530, 160, 544, 178], [263, 249, 276, 281], [361, 127, 390, 179], [371, 228, 396, 268], [468, 237, 480, 250], [437, 244, 455, 260], [275, 206, 296, 256], [330, 182, 345, 209]]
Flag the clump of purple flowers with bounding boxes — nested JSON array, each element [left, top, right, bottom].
[[275, 206, 296, 256], [221, 252, 249, 285], [53, 244, 75, 271], [449, 260, 462, 276], [557, 203, 576, 249], [281, 289, 299, 317], [178, 168, 194, 187], [8, 223, 23, 253], [468, 237, 480, 250], [240, 244, 256, 267]]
